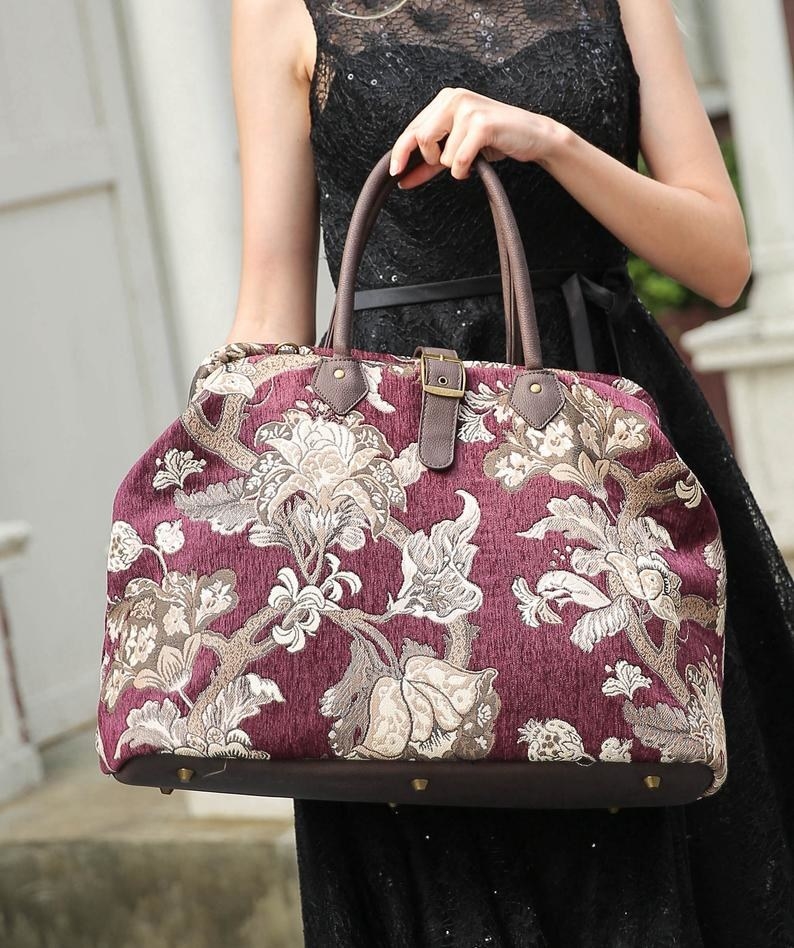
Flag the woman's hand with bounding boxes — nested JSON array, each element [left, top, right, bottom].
[[388, 86, 567, 189]]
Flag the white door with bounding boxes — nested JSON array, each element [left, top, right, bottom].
[[0, 0, 180, 743]]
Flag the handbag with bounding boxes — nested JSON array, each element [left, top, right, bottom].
[[96, 147, 728, 809]]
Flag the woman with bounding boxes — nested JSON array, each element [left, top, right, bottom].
[[227, 1, 794, 945]]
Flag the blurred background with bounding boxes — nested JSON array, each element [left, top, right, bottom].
[[0, 1, 792, 945]]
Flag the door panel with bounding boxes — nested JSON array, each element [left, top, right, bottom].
[[0, 0, 179, 743]]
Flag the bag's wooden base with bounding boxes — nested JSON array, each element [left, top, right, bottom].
[[114, 754, 714, 809]]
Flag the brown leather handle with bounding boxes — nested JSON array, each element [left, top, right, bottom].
[[323, 143, 524, 363], [323, 146, 543, 369]]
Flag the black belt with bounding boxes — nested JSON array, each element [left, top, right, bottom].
[[352, 264, 635, 374]]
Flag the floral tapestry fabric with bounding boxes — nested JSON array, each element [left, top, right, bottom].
[[97, 341, 727, 798]]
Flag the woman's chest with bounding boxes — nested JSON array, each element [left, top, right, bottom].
[[305, 1, 639, 165]]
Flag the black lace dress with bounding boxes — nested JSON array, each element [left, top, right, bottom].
[[293, 2, 794, 945]]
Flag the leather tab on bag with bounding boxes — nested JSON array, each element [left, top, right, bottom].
[[312, 356, 369, 415], [413, 346, 466, 470], [509, 370, 566, 429]]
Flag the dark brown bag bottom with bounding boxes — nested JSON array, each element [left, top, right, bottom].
[[114, 754, 714, 809]]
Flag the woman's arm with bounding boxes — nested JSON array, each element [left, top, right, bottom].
[[538, 0, 751, 307], [226, 0, 320, 346], [389, 0, 750, 309]]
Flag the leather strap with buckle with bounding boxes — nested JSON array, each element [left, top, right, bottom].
[[413, 346, 466, 469]]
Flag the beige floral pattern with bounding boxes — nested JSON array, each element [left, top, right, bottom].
[[464, 369, 726, 794], [622, 654, 727, 794], [387, 489, 483, 623], [99, 342, 726, 797], [115, 673, 285, 760], [101, 550, 240, 713], [243, 408, 408, 540], [267, 558, 357, 653], [348, 654, 499, 760], [153, 447, 207, 491], [602, 660, 652, 699], [599, 737, 634, 762], [107, 520, 144, 573], [518, 717, 595, 764], [103, 357, 500, 766], [704, 535, 727, 637]]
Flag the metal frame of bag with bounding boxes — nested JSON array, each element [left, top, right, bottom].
[[97, 147, 727, 810]]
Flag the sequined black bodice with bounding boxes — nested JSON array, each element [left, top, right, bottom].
[[305, 0, 640, 292]]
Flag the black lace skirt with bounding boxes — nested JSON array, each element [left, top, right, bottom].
[[296, 288, 794, 948]]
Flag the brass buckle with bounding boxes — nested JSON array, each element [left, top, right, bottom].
[[419, 352, 466, 398]]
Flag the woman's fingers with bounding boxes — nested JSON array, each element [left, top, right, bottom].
[[413, 120, 447, 168], [388, 88, 509, 187], [390, 119, 444, 176], [395, 160, 444, 190], [389, 117, 426, 175], [438, 112, 472, 176], [389, 87, 458, 175], [447, 115, 494, 179]]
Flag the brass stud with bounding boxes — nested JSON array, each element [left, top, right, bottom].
[[607, 806, 620, 814], [643, 775, 662, 790], [530, 382, 542, 393], [159, 787, 174, 795], [176, 767, 196, 784], [410, 778, 429, 792], [333, 368, 346, 379], [387, 801, 398, 809]]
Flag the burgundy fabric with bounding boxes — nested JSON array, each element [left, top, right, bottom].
[[96, 340, 727, 803]]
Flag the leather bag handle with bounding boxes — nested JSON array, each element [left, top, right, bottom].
[[323, 145, 542, 369]]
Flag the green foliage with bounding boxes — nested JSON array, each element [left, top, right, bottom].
[[628, 137, 748, 316]]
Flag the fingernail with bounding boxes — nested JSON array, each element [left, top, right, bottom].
[[389, 159, 398, 175]]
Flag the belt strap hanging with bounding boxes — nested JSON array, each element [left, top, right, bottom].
[[351, 265, 634, 375]]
